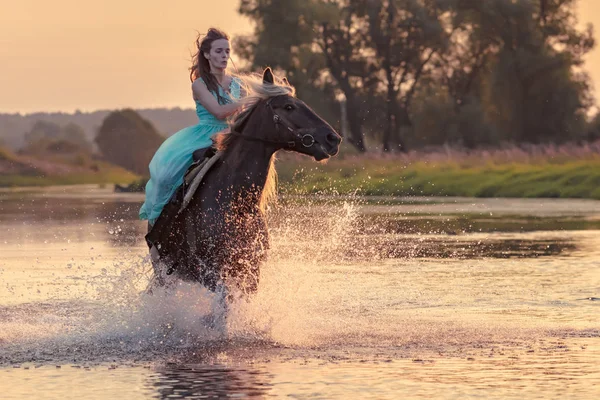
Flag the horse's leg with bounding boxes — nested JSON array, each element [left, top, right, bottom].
[[185, 215, 227, 289], [148, 211, 208, 295], [196, 253, 230, 332], [145, 221, 169, 291], [201, 284, 229, 333]]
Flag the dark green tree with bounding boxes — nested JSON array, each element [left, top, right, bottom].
[[451, 0, 594, 144], [237, 0, 371, 152], [586, 112, 600, 142], [24, 120, 62, 145], [364, 0, 450, 151], [95, 109, 164, 176], [22, 121, 94, 156], [62, 123, 93, 153], [235, 0, 596, 150]]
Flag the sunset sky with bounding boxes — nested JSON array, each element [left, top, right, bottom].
[[1, 0, 599, 114]]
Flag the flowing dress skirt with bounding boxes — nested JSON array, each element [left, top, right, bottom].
[[139, 122, 226, 223]]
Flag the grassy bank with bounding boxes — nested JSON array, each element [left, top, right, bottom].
[[276, 144, 600, 199], [3, 142, 600, 200], [0, 145, 140, 188], [0, 170, 139, 188]]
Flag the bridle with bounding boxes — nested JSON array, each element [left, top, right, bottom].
[[229, 96, 316, 149]]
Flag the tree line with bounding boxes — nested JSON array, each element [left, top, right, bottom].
[[8, 0, 597, 177], [235, 0, 597, 152]]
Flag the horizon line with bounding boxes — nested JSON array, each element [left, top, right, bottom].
[[0, 106, 198, 116]]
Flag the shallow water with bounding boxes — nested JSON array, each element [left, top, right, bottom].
[[0, 186, 599, 399]]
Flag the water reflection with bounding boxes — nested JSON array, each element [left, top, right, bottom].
[[0, 187, 140, 224], [150, 365, 272, 399], [346, 236, 577, 259], [367, 214, 600, 234]]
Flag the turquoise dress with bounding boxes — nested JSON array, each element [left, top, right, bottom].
[[139, 77, 241, 223]]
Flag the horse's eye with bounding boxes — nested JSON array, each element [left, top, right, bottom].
[[284, 104, 294, 111]]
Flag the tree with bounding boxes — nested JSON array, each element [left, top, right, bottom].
[[449, 0, 594, 144], [237, 0, 370, 152], [586, 112, 600, 142], [235, 0, 596, 150], [411, 0, 595, 147], [22, 121, 94, 156], [423, 0, 504, 147], [63, 123, 93, 153], [365, 0, 450, 151], [95, 109, 164, 176], [24, 120, 62, 145]]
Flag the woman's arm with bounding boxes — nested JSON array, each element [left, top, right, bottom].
[[192, 79, 241, 120]]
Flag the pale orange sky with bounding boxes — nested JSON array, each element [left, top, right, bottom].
[[1, 0, 599, 114]]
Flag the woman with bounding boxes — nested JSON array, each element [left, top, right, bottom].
[[140, 28, 244, 224]]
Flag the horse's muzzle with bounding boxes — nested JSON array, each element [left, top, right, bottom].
[[322, 128, 342, 156]]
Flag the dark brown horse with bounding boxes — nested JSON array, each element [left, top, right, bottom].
[[146, 68, 341, 296]]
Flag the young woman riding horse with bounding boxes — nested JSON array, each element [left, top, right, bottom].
[[140, 28, 244, 224], [141, 29, 342, 296]]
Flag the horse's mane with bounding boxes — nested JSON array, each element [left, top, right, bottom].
[[214, 72, 295, 213], [216, 72, 296, 149]]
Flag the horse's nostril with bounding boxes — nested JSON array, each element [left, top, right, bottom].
[[327, 132, 340, 144]]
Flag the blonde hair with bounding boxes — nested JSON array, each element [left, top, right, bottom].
[[215, 71, 296, 213], [232, 72, 295, 118]]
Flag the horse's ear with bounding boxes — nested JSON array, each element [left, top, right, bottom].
[[263, 67, 274, 84], [282, 77, 290, 86]]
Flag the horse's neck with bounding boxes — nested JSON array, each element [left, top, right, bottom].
[[217, 139, 275, 205]]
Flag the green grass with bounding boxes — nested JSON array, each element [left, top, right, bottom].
[[276, 157, 600, 200], [1, 145, 141, 188], [4, 141, 600, 200], [0, 169, 139, 188]]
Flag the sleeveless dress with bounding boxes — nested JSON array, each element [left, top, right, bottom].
[[139, 77, 241, 223]]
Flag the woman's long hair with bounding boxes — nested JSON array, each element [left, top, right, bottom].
[[190, 28, 230, 105]]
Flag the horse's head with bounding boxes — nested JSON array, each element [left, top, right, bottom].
[[259, 68, 342, 161]]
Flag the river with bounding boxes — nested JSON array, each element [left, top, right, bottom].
[[0, 186, 599, 398]]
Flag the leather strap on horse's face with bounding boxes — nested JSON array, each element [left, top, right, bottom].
[[229, 96, 317, 149], [265, 97, 316, 149]]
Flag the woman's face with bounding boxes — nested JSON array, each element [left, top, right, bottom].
[[205, 38, 230, 71]]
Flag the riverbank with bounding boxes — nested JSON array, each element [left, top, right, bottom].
[[276, 143, 600, 199], [0, 170, 138, 188], [3, 142, 600, 199], [0, 146, 138, 188]]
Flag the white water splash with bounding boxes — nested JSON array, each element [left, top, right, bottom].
[[0, 198, 362, 365]]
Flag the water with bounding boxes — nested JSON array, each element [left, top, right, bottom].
[[0, 185, 599, 399]]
